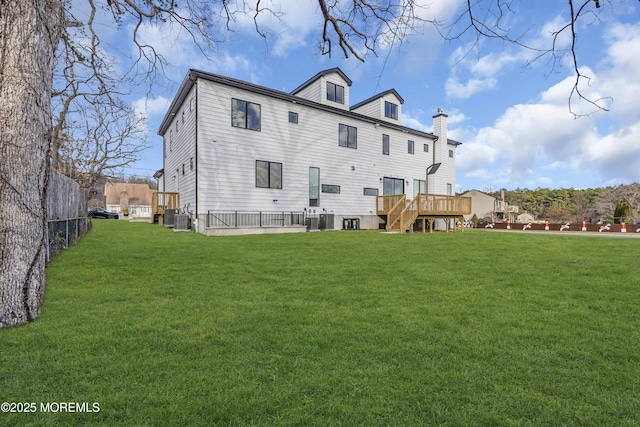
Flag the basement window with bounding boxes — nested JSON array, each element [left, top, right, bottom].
[[322, 184, 340, 194]]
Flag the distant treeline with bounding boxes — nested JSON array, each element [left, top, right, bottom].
[[483, 183, 640, 223]]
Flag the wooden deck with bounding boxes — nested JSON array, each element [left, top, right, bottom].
[[377, 194, 472, 233], [151, 192, 180, 223]]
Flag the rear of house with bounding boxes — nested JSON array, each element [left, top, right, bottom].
[[158, 68, 460, 234]]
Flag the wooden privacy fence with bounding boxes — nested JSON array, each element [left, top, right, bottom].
[[46, 171, 91, 262], [47, 170, 88, 220]]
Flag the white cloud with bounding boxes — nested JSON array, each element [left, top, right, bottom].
[[458, 52, 640, 189], [228, 0, 319, 57], [132, 96, 171, 119], [445, 75, 497, 99]]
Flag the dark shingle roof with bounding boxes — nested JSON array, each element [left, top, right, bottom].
[[350, 89, 405, 110], [290, 67, 352, 95], [157, 69, 460, 146]]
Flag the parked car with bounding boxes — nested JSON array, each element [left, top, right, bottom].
[[88, 208, 119, 219]]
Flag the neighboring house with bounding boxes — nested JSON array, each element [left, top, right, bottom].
[[517, 212, 535, 223], [105, 182, 154, 218], [461, 189, 521, 223], [461, 190, 496, 222], [157, 67, 461, 234]]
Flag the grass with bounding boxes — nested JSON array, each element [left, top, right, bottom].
[[1, 221, 639, 426]]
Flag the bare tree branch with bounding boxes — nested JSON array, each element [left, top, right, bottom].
[[444, 0, 617, 116]]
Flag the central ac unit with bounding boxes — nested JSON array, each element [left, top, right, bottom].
[[163, 209, 179, 227], [174, 214, 190, 231]]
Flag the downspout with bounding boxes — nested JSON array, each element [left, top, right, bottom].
[[429, 136, 438, 194], [194, 81, 199, 233]]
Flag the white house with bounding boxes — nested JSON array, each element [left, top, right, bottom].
[[157, 68, 461, 234]]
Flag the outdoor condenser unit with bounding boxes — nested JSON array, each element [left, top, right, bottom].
[[319, 213, 334, 230], [305, 217, 319, 231], [174, 214, 190, 231], [163, 209, 179, 227]]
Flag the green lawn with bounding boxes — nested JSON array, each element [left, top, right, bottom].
[[1, 221, 639, 426]]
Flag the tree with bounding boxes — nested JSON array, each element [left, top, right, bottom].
[[52, 14, 150, 190], [444, 0, 627, 116], [545, 208, 574, 223], [0, 2, 65, 328], [572, 191, 593, 222], [54, 100, 150, 190], [613, 202, 631, 224], [0, 0, 426, 328], [0, 0, 633, 328], [470, 213, 479, 228]]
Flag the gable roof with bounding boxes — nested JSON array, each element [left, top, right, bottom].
[[290, 67, 352, 95], [461, 189, 497, 200], [350, 89, 405, 110], [157, 69, 465, 147], [105, 182, 153, 206]]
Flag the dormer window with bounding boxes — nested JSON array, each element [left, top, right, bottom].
[[385, 101, 398, 120], [327, 82, 344, 104]]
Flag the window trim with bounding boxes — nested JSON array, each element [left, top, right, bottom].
[[255, 160, 282, 189], [327, 81, 344, 104], [363, 187, 379, 196], [321, 184, 340, 194], [384, 101, 398, 120], [382, 134, 390, 155], [232, 98, 261, 131], [383, 177, 404, 196], [339, 124, 357, 149], [309, 167, 319, 207]]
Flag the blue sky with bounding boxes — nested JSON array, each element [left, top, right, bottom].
[[95, 0, 640, 192]]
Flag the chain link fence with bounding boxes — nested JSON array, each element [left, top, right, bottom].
[[46, 217, 92, 263]]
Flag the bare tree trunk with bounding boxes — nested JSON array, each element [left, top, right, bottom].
[[0, 0, 64, 328]]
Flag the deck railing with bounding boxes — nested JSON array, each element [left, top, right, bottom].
[[377, 194, 472, 216], [416, 194, 472, 215], [151, 192, 180, 217], [376, 194, 405, 214], [206, 211, 306, 228], [396, 197, 419, 232]]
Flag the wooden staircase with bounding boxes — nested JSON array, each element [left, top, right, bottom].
[[377, 194, 472, 233], [386, 196, 419, 232]]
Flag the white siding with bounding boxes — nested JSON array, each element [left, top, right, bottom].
[[429, 113, 456, 195], [293, 83, 321, 103], [294, 71, 351, 111], [195, 78, 437, 218], [163, 85, 197, 214], [320, 73, 350, 110], [160, 70, 460, 231], [351, 101, 378, 118], [351, 93, 402, 124]]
